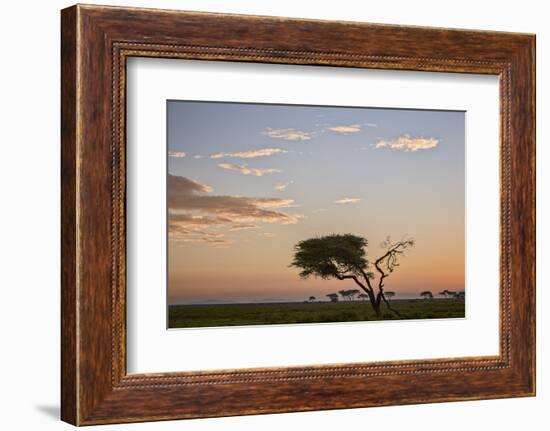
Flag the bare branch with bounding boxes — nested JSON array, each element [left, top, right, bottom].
[[379, 292, 403, 318], [373, 237, 415, 316]]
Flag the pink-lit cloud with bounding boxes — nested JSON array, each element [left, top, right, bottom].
[[168, 175, 302, 247], [217, 163, 281, 177], [211, 148, 287, 159], [262, 128, 313, 141], [335, 197, 361, 204], [375, 134, 439, 152]]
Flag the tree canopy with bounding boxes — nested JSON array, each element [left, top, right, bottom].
[[290, 234, 368, 279], [420, 290, 434, 299]]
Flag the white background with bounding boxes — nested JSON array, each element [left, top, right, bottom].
[[127, 59, 500, 373], [0, 0, 547, 430]]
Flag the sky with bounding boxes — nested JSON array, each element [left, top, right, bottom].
[[167, 100, 465, 304]]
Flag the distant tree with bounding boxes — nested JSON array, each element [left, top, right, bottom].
[[446, 290, 456, 298], [358, 293, 369, 301], [420, 291, 434, 300], [337, 289, 360, 301], [291, 234, 414, 317], [338, 289, 350, 301], [385, 291, 396, 301], [326, 293, 339, 303], [454, 291, 465, 300], [348, 289, 360, 301], [308, 296, 316, 302], [438, 290, 450, 298]]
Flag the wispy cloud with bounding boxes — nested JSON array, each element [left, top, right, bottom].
[[168, 175, 302, 247], [177, 237, 234, 248], [168, 214, 232, 248], [335, 197, 361, 204], [328, 124, 362, 134], [218, 163, 281, 177], [211, 148, 287, 159], [274, 181, 293, 191], [168, 151, 186, 158], [254, 198, 295, 208], [169, 214, 231, 228], [327, 122, 376, 134], [262, 128, 313, 141], [229, 224, 259, 231], [375, 134, 439, 152], [173, 176, 214, 193], [261, 121, 375, 143]]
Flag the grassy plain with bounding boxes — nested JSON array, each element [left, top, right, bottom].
[[168, 299, 465, 329]]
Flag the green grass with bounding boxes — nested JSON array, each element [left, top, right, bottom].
[[168, 299, 465, 329]]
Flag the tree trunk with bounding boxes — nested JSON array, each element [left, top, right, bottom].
[[371, 300, 382, 317]]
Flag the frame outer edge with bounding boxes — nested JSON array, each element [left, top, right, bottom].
[[61, 5, 79, 426], [528, 35, 536, 395], [502, 35, 536, 396], [531, 34, 537, 396], [520, 34, 536, 395]]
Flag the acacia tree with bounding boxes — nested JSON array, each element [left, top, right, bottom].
[[420, 290, 434, 300], [338, 289, 350, 301], [326, 293, 339, 302], [291, 234, 414, 317], [385, 291, 396, 301], [308, 296, 316, 302], [339, 289, 360, 301]]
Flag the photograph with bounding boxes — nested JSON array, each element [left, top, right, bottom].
[[167, 100, 466, 328]]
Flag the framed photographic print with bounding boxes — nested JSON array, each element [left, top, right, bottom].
[[61, 4, 535, 425]]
